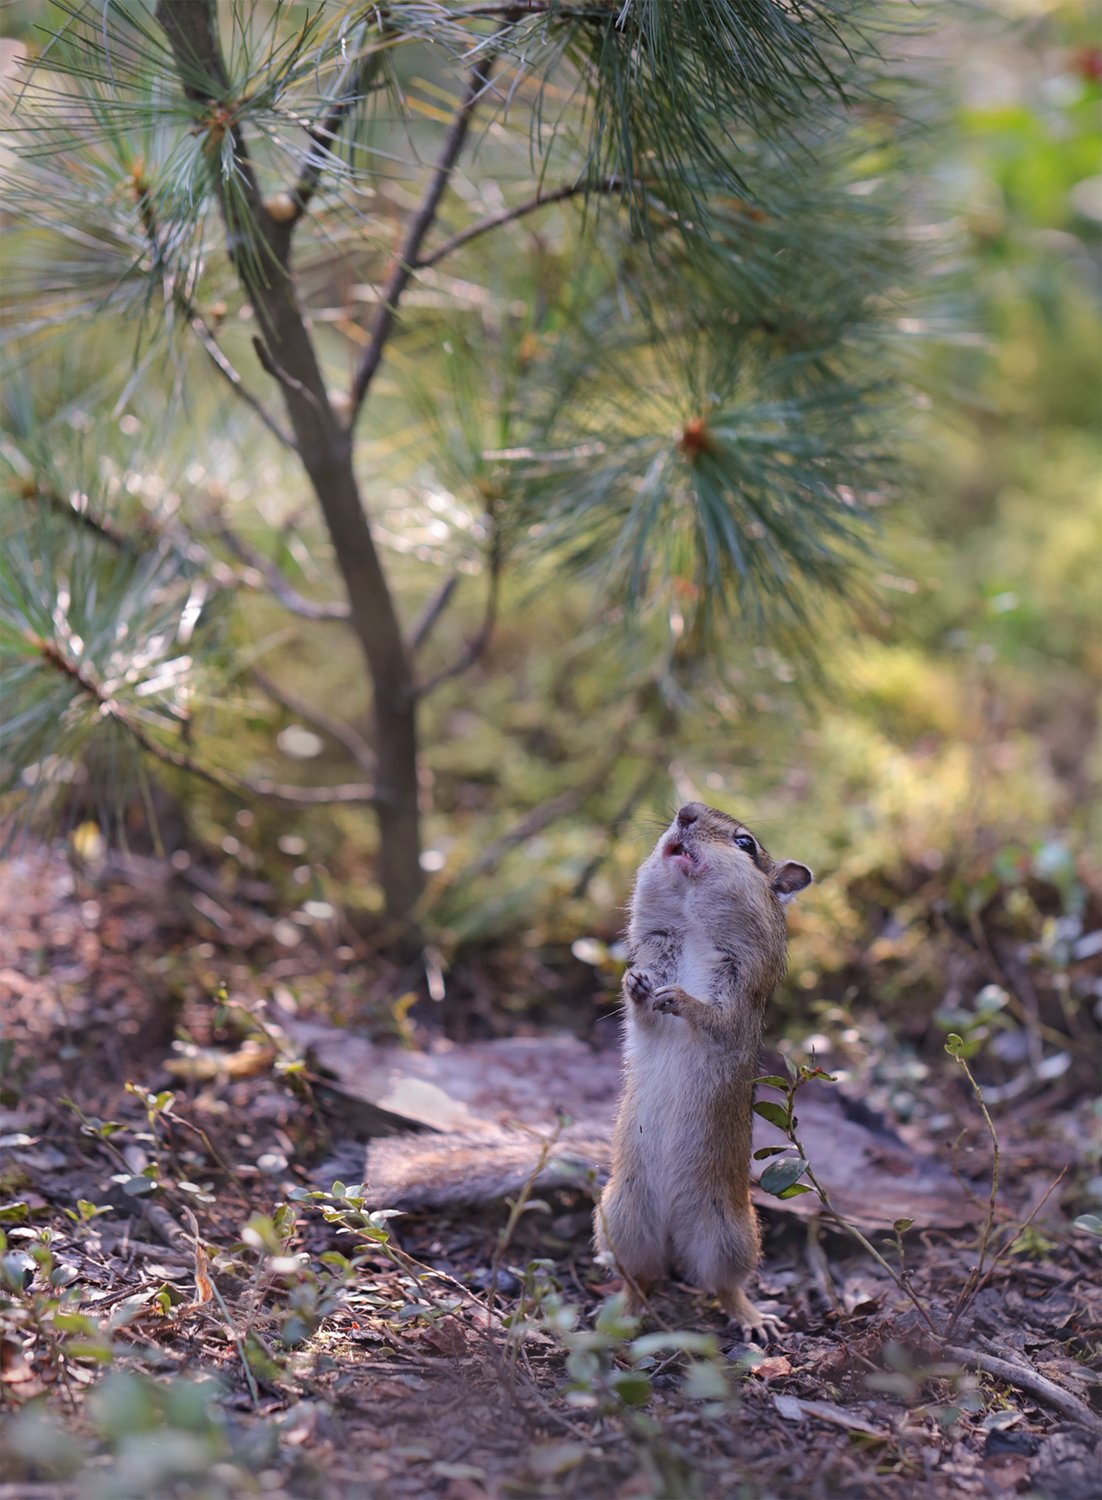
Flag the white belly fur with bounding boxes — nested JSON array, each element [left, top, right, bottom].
[[625, 932, 726, 1231]]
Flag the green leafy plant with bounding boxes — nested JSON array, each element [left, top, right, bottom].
[[754, 1062, 940, 1334]]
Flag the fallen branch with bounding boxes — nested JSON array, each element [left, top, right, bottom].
[[943, 1344, 1102, 1434]]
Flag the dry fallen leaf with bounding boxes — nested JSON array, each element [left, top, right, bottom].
[[773, 1393, 890, 1439], [164, 1042, 276, 1081]]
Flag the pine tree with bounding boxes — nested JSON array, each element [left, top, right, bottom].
[[1, 1, 918, 938]]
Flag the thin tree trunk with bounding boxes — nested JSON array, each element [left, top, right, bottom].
[[156, 0, 423, 930]]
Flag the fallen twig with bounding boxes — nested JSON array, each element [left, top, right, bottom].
[[943, 1343, 1102, 1434]]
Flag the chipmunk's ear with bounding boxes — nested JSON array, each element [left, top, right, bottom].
[[771, 861, 813, 904]]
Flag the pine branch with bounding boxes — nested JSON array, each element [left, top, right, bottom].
[[27, 629, 377, 808], [417, 175, 626, 270], [350, 56, 498, 425], [285, 44, 387, 228], [29, 485, 143, 555], [131, 173, 294, 450]]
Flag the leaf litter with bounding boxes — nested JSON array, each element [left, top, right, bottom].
[[0, 840, 1099, 1498]]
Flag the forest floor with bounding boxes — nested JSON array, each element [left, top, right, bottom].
[[1, 842, 1100, 1500]]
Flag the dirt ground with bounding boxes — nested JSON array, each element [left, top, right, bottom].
[[1, 842, 1099, 1499]]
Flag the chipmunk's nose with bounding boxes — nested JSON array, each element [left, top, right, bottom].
[[676, 802, 704, 828]]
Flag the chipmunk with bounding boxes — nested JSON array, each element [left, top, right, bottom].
[[361, 802, 811, 1337], [594, 802, 811, 1338]]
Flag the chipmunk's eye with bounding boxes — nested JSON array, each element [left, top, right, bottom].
[[733, 833, 756, 853]]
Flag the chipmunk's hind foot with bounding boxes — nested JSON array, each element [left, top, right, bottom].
[[719, 1285, 785, 1346]]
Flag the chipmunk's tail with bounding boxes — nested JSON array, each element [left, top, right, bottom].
[[361, 1123, 611, 1212]]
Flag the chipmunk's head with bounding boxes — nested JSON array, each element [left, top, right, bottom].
[[649, 802, 812, 909]]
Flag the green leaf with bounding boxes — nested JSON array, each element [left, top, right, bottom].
[[610, 1370, 652, 1407], [631, 1331, 719, 1360], [755, 1076, 789, 1090], [1072, 1213, 1102, 1238], [527, 1441, 588, 1479], [778, 1183, 814, 1199], [752, 1100, 791, 1131], [52, 1312, 96, 1336], [753, 1146, 786, 1160], [681, 1360, 730, 1401], [759, 1157, 809, 1196], [944, 1033, 965, 1057], [893, 1218, 914, 1234]]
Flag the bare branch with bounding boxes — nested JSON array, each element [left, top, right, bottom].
[[417, 175, 625, 270], [251, 666, 375, 773], [409, 576, 460, 655], [446, 717, 636, 885], [188, 312, 296, 449], [415, 538, 501, 698], [350, 56, 498, 425], [215, 523, 350, 622]]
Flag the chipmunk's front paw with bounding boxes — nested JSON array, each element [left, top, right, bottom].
[[624, 968, 655, 1006], [651, 986, 684, 1017]]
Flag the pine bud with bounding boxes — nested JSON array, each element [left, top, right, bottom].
[[264, 193, 297, 224]]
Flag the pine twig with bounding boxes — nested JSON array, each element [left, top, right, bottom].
[[188, 311, 296, 450], [285, 46, 387, 226], [251, 335, 325, 412], [27, 485, 142, 554], [131, 174, 294, 450], [350, 56, 498, 424], [417, 175, 626, 269], [447, 716, 635, 885], [29, 631, 377, 807], [569, 759, 662, 899], [215, 522, 350, 622], [409, 576, 460, 654], [251, 665, 374, 773], [414, 531, 501, 698]]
